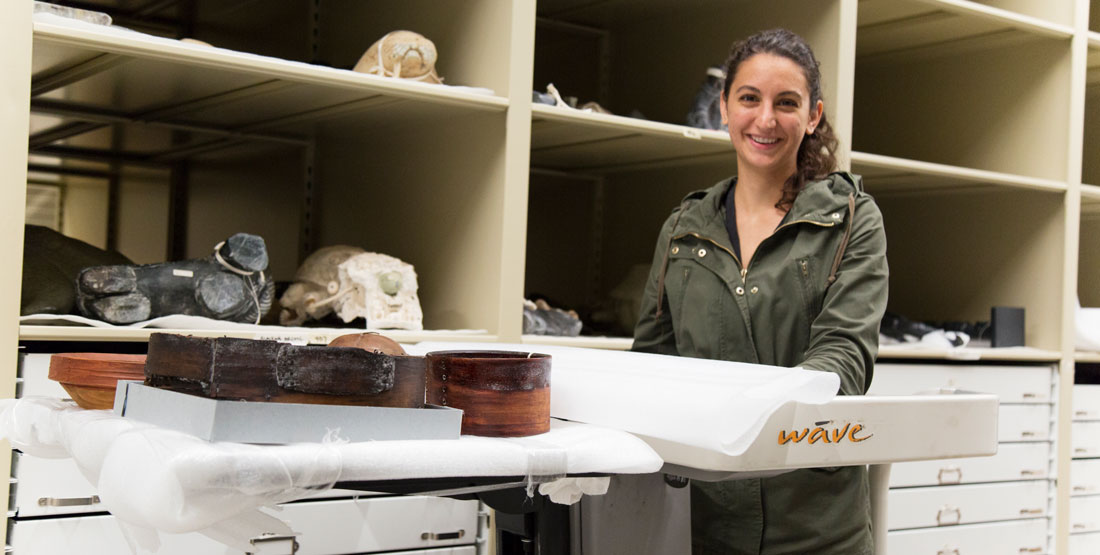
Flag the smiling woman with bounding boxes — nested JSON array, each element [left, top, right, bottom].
[[631, 28, 889, 555]]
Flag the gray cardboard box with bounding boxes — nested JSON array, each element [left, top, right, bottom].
[[113, 381, 462, 444]]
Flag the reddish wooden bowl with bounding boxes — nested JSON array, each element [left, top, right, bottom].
[[48, 353, 147, 410], [425, 350, 551, 437]]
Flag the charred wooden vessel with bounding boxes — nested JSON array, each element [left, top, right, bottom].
[[145, 333, 426, 408], [425, 350, 551, 437]]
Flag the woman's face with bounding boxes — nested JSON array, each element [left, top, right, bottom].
[[721, 53, 823, 179]]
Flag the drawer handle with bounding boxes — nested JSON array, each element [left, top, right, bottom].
[[1019, 431, 1037, 438], [422, 530, 466, 541], [37, 495, 100, 507], [937, 466, 963, 484], [250, 534, 299, 553], [1019, 548, 1043, 554], [1076, 448, 1090, 454], [1018, 508, 1044, 515], [1077, 411, 1091, 417], [936, 506, 962, 526], [937, 549, 960, 555], [1073, 523, 1087, 530], [1074, 486, 1089, 492], [1022, 393, 1039, 399], [1020, 469, 1044, 477]]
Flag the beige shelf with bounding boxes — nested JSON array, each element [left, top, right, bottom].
[[1089, 30, 1100, 49], [521, 334, 633, 350], [857, 0, 1073, 62], [1084, 185, 1100, 218], [851, 151, 1068, 194], [530, 104, 731, 173], [1077, 351, 1100, 363], [855, 2, 1073, 182], [1088, 33, 1100, 88], [878, 345, 1062, 362], [31, 17, 507, 153], [19, 324, 494, 345]]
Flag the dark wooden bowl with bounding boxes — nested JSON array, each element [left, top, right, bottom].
[[48, 353, 147, 410], [425, 350, 551, 437]]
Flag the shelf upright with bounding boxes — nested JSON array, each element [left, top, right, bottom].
[[1062, 1, 1093, 552], [1, 3, 32, 549]]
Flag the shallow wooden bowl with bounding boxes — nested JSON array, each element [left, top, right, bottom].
[[425, 350, 551, 437], [48, 353, 147, 410]]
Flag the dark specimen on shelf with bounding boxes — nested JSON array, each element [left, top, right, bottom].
[[145, 332, 428, 408], [880, 311, 974, 348], [522, 298, 583, 337], [21, 224, 134, 316], [686, 66, 728, 131], [76, 233, 274, 325]]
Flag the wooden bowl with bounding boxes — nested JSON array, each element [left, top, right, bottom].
[[48, 353, 147, 410], [425, 350, 551, 437]]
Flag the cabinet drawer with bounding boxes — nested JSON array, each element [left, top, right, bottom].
[[19, 353, 68, 398], [280, 496, 479, 552], [8, 497, 479, 554], [887, 518, 1047, 555], [890, 443, 1049, 487], [999, 404, 1050, 442], [887, 481, 1048, 530], [10, 452, 102, 517], [1073, 459, 1100, 496], [870, 363, 1052, 403], [1074, 385, 1100, 421], [1073, 422, 1100, 457], [1071, 531, 1100, 555], [1071, 496, 1100, 533]]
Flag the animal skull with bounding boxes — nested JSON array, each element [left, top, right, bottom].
[[279, 245, 365, 326], [278, 247, 424, 330]]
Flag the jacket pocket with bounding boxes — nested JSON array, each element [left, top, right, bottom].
[[670, 265, 691, 325], [796, 258, 823, 321]]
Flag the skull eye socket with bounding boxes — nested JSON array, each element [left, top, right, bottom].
[[379, 272, 402, 296]]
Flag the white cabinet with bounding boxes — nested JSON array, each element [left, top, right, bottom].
[[1073, 384, 1100, 420], [886, 518, 1047, 555], [889, 443, 1049, 487], [1073, 421, 1100, 458], [1072, 459, 1100, 495], [1072, 381, 1100, 548], [887, 481, 1048, 530], [874, 362, 1055, 551], [8, 498, 479, 554], [868, 363, 1052, 403], [10, 453, 103, 517], [999, 404, 1052, 442], [1070, 495, 1100, 534], [1070, 531, 1100, 555]]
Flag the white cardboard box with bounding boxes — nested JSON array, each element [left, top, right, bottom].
[[114, 381, 462, 444]]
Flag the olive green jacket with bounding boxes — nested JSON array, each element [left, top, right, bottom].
[[632, 173, 889, 554]]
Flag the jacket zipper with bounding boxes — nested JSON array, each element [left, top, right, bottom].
[[673, 219, 836, 284]]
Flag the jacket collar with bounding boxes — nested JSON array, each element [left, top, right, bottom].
[[675, 172, 861, 241]]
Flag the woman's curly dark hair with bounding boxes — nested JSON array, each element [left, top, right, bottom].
[[722, 28, 839, 210]]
